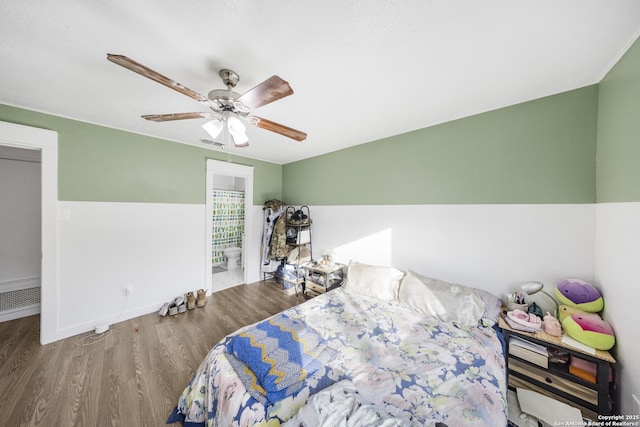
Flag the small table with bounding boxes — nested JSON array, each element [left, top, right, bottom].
[[302, 262, 344, 298]]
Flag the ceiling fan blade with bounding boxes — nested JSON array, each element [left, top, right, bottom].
[[250, 116, 307, 141], [142, 112, 216, 122], [107, 54, 211, 104], [236, 75, 294, 109]]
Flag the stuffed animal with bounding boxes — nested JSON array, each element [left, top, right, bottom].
[[555, 279, 604, 312], [543, 312, 563, 336], [557, 304, 589, 323], [562, 313, 615, 350]]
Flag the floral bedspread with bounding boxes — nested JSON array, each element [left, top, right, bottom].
[[168, 287, 507, 427]]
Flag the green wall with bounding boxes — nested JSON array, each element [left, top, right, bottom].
[[597, 36, 640, 203], [1, 79, 607, 207], [0, 104, 283, 204], [283, 86, 598, 205]]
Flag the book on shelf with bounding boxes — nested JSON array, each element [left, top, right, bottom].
[[509, 336, 549, 369]]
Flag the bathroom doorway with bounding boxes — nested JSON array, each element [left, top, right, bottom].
[[205, 159, 254, 293]]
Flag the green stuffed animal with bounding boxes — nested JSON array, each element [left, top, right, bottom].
[[561, 312, 615, 350]]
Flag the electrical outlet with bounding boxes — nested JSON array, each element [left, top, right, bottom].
[[123, 286, 132, 296], [58, 208, 71, 221]]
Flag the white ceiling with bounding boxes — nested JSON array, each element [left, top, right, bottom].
[[2, 1, 640, 164]]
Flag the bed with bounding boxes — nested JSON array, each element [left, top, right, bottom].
[[167, 263, 507, 427]]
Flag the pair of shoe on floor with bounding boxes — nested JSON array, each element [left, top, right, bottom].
[[159, 289, 207, 317]]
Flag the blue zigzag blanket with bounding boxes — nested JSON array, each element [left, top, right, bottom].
[[224, 312, 334, 404]]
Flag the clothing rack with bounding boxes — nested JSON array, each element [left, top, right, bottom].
[[260, 204, 313, 297]]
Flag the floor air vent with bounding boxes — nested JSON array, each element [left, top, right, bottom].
[[1, 286, 40, 313], [0, 278, 41, 322]]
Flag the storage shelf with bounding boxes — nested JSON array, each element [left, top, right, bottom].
[[283, 206, 312, 297], [499, 314, 618, 420]]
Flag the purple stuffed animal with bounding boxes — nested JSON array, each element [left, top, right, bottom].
[[555, 279, 604, 312]]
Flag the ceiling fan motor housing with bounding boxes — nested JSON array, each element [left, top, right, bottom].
[[207, 89, 250, 116], [219, 69, 239, 88]]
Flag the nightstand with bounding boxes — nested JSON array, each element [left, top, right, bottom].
[[499, 315, 619, 421], [302, 262, 344, 298]]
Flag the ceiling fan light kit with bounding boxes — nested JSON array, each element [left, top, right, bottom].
[[227, 116, 249, 147], [202, 118, 224, 139], [106, 54, 307, 148]]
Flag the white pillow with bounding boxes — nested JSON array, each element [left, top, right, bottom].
[[398, 270, 485, 328], [474, 287, 503, 324], [343, 261, 405, 302]]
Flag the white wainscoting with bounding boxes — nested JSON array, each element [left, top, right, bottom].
[[308, 204, 596, 301], [595, 202, 640, 416], [53, 202, 596, 345], [51, 201, 267, 342], [56, 201, 206, 339]]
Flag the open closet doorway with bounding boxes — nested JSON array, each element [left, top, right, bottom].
[[0, 121, 58, 345], [205, 159, 254, 293], [0, 145, 41, 323]]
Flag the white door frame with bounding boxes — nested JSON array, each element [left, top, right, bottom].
[[0, 121, 58, 344], [205, 159, 254, 293]]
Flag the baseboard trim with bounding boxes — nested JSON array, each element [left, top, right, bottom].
[[52, 301, 165, 343], [0, 306, 40, 323]]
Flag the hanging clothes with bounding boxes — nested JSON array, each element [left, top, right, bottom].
[[264, 199, 285, 212], [268, 212, 292, 260], [261, 199, 287, 273], [262, 206, 284, 266]]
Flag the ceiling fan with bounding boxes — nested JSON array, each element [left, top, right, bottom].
[[107, 54, 307, 147]]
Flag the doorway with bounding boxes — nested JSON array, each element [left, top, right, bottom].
[[0, 146, 41, 322], [0, 121, 58, 344], [205, 159, 254, 293]]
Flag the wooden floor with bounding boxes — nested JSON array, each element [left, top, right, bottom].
[[0, 280, 304, 427]]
